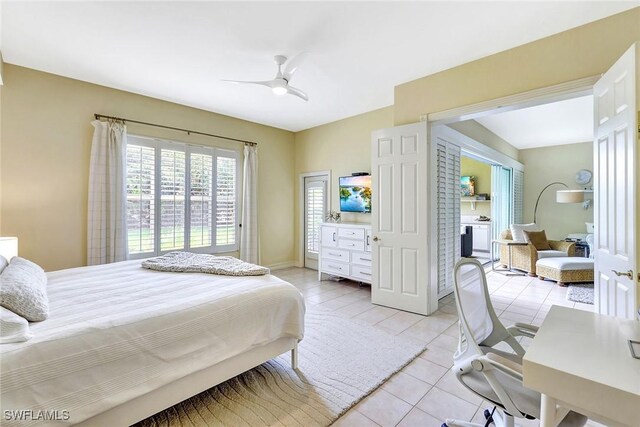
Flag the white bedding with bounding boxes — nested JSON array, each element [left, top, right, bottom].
[[0, 260, 305, 426]]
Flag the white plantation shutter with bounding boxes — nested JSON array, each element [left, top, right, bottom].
[[125, 136, 239, 257], [189, 152, 213, 248], [126, 143, 155, 254], [160, 148, 187, 251], [436, 141, 461, 297], [306, 180, 325, 254], [512, 169, 524, 225], [216, 153, 239, 250]]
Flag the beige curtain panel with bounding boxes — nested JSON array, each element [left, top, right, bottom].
[[240, 144, 259, 264], [87, 120, 128, 265]]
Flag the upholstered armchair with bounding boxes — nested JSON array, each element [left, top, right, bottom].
[[498, 230, 575, 276]]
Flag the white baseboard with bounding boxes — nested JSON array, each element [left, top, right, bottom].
[[266, 261, 297, 271]]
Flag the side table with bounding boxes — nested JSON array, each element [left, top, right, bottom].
[[573, 241, 590, 258], [491, 239, 528, 276]]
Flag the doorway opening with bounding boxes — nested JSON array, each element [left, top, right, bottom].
[[460, 153, 494, 266], [432, 84, 596, 301], [432, 123, 524, 299]]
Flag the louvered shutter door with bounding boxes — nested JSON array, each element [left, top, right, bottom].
[[491, 165, 514, 244], [306, 181, 325, 255], [491, 165, 502, 243], [126, 144, 156, 254], [512, 169, 524, 225], [437, 141, 461, 297]]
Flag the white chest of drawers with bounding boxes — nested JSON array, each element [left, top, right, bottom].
[[319, 223, 372, 284]]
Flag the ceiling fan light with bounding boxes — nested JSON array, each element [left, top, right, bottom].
[[272, 86, 287, 96]]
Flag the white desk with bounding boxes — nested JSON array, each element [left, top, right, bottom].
[[523, 306, 640, 427]]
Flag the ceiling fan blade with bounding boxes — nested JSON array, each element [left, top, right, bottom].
[[221, 79, 275, 88], [282, 52, 308, 82], [286, 85, 309, 101]]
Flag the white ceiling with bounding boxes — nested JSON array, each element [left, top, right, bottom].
[[2, 2, 636, 132], [475, 95, 594, 149]]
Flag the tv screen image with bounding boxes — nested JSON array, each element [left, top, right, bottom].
[[339, 175, 372, 213]]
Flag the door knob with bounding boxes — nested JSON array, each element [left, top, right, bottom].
[[373, 236, 380, 242], [611, 269, 633, 279]]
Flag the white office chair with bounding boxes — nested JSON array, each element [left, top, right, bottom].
[[443, 258, 587, 427]]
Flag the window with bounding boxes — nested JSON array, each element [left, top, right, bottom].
[[126, 136, 240, 257]]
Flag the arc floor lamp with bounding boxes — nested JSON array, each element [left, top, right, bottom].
[[533, 182, 591, 224]]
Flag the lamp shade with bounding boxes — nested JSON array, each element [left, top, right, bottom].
[[0, 237, 18, 261], [556, 190, 586, 203]]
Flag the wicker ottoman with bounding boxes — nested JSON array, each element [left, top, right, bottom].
[[536, 257, 594, 287]]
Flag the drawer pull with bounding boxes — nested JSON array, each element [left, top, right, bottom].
[[359, 271, 371, 276], [328, 264, 342, 270], [328, 252, 342, 257], [333, 232, 336, 242]]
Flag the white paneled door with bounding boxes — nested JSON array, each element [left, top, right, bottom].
[[593, 43, 638, 319], [304, 175, 328, 270], [371, 122, 433, 315]]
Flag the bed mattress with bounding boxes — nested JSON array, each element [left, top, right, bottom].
[[0, 260, 305, 426]]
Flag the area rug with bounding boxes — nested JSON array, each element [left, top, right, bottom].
[[566, 283, 594, 304], [137, 308, 428, 427]]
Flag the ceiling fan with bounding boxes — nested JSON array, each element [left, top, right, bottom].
[[222, 54, 309, 101]]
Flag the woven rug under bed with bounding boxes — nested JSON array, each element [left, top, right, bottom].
[[136, 308, 428, 427]]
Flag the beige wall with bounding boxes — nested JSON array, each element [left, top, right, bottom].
[[293, 107, 393, 265], [394, 8, 640, 131], [519, 142, 594, 240], [460, 156, 491, 217], [1, 64, 296, 271]]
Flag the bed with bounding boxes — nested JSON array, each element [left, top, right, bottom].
[[0, 259, 305, 426]]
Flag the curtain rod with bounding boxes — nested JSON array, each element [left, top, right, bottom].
[[93, 113, 258, 146]]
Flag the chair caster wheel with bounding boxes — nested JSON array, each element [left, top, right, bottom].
[[441, 424, 448, 427]]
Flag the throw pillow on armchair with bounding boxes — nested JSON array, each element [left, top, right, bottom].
[[523, 230, 552, 251]]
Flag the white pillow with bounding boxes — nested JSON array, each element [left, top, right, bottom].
[[0, 255, 8, 274], [510, 223, 539, 242], [0, 257, 49, 321], [0, 307, 32, 344]]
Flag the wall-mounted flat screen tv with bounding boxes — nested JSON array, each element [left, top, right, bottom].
[[339, 175, 372, 213]]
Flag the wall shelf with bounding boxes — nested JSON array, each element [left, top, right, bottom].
[[461, 198, 490, 210]]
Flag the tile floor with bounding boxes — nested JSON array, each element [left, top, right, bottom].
[[273, 267, 600, 427], [470, 251, 491, 265]]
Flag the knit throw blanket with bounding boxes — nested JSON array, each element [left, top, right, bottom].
[[141, 252, 270, 276]]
